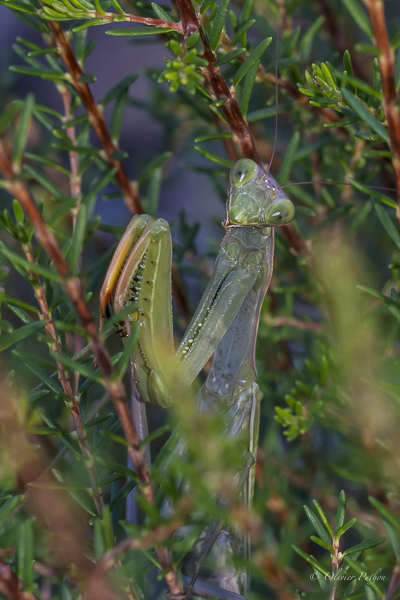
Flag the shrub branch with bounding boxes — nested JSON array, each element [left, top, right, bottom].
[[174, 0, 309, 257], [23, 244, 104, 515], [365, 0, 400, 215], [0, 557, 38, 600], [46, 20, 143, 214], [98, 519, 185, 571], [175, 0, 261, 163], [0, 139, 183, 599], [219, 32, 344, 130], [78, 11, 183, 30], [59, 83, 81, 219]]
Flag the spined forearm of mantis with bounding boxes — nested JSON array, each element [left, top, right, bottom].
[[100, 158, 295, 595]]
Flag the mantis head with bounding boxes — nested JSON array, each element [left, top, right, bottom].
[[226, 158, 295, 228]]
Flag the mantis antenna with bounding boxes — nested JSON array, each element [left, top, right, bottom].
[[267, 33, 279, 174], [279, 181, 397, 194]]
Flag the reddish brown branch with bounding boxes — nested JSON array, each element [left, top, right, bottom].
[[365, 0, 400, 217], [59, 84, 81, 213], [218, 32, 345, 131], [257, 70, 344, 129], [46, 20, 142, 214], [23, 245, 104, 514], [46, 22, 192, 318], [86, 11, 182, 31], [0, 558, 38, 600], [385, 559, 400, 600], [0, 378, 119, 600], [315, 0, 368, 81], [173, 0, 312, 256], [0, 140, 182, 598], [98, 519, 184, 571], [263, 315, 323, 332], [175, 0, 261, 163]]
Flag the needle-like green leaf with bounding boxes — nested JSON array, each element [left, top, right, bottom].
[[0, 320, 48, 351], [291, 545, 331, 576], [68, 205, 87, 270], [49, 350, 103, 383], [100, 74, 139, 106], [336, 518, 357, 539], [209, 0, 231, 51], [304, 506, 332, 545], [233, 37, 272, 87], [343, 537, 386, 556], [239, 59, 259, 117], [370, 197, 400, 250], [336, 490, 346, 533], [341, 88, 389, 142], [279, 131, 300, 185], [215, 47, 246, 67], [138, 151, 172, 184], [342, 0, 373, 39], [17, 520, 34, 591], [13, 93, 34, 170], [194, 146, 233, 167], [105, 26, 174, 36], [0, 102, 21, 136], [0, 495, 25, 526]]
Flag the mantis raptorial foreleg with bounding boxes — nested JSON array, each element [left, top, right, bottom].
[[100, 158, 295, 593]]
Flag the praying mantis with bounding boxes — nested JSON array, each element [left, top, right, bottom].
[[100, 157, 295, 595]]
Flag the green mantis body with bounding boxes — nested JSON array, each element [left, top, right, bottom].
[[100, 158, 295, 594]]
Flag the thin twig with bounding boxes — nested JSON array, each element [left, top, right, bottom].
[[330, 535, 341, 600], [315, 0, 367, 81], [0, 557, 39, 600], [0, 139, 183, 599], [70, 10, 183, 31], [175, 0, 261, 163], [181, 576, 249, 600], [173, 0, 309, 258], [43, 82, 103, 512], [365, 0, 400, 218], [0, 377, 117, 600], [23, 244, 104, 515], [99, 519, 184, 571], [219, 32, 345, 131], [45, 20, 142, 214], [263, 314, 323, 332], [385, 559, 400, 600], [59, 84, 81, 218], [45, 20, 191, 319]]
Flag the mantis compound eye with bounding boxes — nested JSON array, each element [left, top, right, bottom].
[[231, 159, 258, 187], [265, 199, 295, 225]]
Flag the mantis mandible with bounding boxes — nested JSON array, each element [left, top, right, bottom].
[[100, 157, 295, 594]]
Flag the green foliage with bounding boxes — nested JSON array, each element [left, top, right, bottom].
[[293, 492, 386, 598], [1, 0, 400, 599], [158, 39, 207, 94]]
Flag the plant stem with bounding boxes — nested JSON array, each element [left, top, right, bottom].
[[59, 84, 81, 223], [23, 244, 104, 515], [174, 0, 309, 259], [175, 0, 261, 163], [330, 536, 340, 600], [0, 556, 39, 600], [365, 0, 400, 218], [0, 139, 183, 599], [89, 10, 182, 31], [98, 519, 184, 571], [46, 20, 143, 214], [385, 558, 400, 600]]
